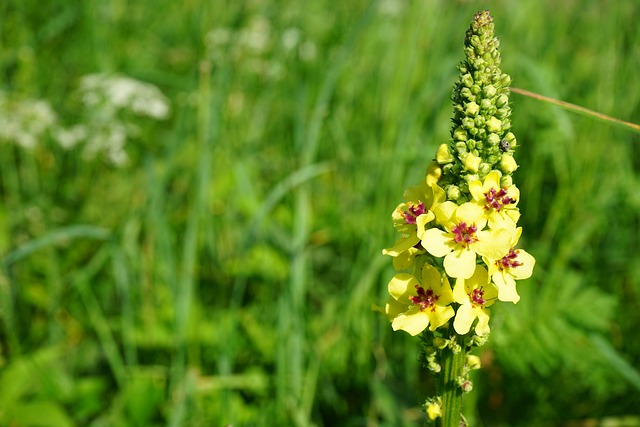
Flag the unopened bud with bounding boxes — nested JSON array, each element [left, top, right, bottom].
[[465, 101, 480, 117], [446, 185, 461, 201], [487, 132, 500, 146], [483, 84, 497, 98], [463, 152, 481, 172], [500, 153, 518, 173], [478, 162, 491, 176], [453, 126, 468, 142], [496, 94, 509, 108], [486, 116, 502, 133], [466, 354, 482, 370], [436, 144, 455, 164]]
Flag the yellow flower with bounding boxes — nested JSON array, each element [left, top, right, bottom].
[[484, 227, 535, 303], [452, 265, 497, 335], [391, 181, 445, 238], [469, 170, 520, 229], [421, 201, 513, 279], [385, 264, 455, 336]]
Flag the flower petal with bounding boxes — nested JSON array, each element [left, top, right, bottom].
[[421, 228, 453, 258], [392, 306, 429, 336], [474, 228, 512, 260], [428, 305, 455, 331], [444, 248, 476, 279], [388, 273, 417, 303], [492, 271, 520, 303], [453, 303, 475, 335], [382, 235, 420, 257], [474, 309, 491, 336]]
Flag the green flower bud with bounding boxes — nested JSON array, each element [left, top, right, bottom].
[[453, 126, 468, 141], [466, 354, 482, 370], [462, 117, 475, 130], [487, 132, 500, 146], [483, 84, 497, 98], [478, 162, 491, 176], [433, 337, 449, 349], [486, 116, 502, 132], [465, 101, 480, 116], [455, 141, 468, 155], [460, 87, 474, 101], [480, 98, 494, 112], [446, 185, 461, 201], [501, 174, 513, 187], [505, 131, 517, 147], [466, 139, 476, 150], [496, 93, 509, 108], [461, 73, 474, 88]]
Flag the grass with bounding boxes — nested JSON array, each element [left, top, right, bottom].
[[1, 0, 640, 426]]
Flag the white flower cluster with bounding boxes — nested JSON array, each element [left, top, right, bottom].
[[66, 73, 171, 165], [205, 15, 317, 80], [79, 73, 170, 120], [0, 92, 58, 149], [0, 74, 170, 166]]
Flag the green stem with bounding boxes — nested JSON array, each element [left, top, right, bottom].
[[438, 334, 466, 427]]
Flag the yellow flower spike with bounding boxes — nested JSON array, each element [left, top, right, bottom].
[[469, 170, 520, 229], [386, 265, 455, 336], [452, 265, 497, 336], [421, 202, 513, 279]]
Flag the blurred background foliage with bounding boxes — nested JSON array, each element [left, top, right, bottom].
[[1, 0, 639, 426]]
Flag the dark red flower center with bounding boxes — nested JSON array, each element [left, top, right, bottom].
[[452, 222, 478, 247], [410, 285, 438, 312], [470, 288, 486, 306], [402, 201, 425, 224], [497, 248, 523, 270], [484, 187, 515, 212]]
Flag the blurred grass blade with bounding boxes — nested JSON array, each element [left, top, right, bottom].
[[589, 334, 640, 391], [3, 225, 111, 265], [511, 87, 640, 134]]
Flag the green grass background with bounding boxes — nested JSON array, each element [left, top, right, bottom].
[[1, 0, 640, 425]]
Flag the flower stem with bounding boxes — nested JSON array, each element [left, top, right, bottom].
[[438, 333, 466, 427]]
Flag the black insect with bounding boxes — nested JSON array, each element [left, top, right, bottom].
[[499, 139, 510, 152]]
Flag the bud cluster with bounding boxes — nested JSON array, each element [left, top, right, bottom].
[[380, 11, 536, 423], [437, 10, 518, 202]]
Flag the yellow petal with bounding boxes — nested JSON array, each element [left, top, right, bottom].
[[444, 248, 476, 279], [392, 307, 430, 336], [388, 273, 418, 302], [453, 303, 475, 335], [421, 228, 452, 258], [428, 305, 455, 331]]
